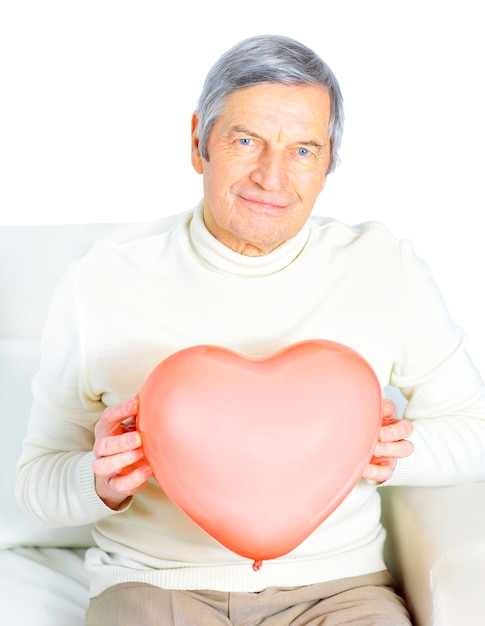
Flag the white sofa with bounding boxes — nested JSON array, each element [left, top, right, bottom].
[[1, 222, 485, 626]]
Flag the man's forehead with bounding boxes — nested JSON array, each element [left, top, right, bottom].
[[215, 84, 331, 140]]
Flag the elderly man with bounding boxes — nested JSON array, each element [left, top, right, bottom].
[[17, 35, 485, 625]]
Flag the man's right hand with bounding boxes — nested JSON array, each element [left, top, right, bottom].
[[93, 396, 152, 510]]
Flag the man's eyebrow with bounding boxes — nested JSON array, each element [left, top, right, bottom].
[[299, 140, 326, 153], [227, 125, 262, 138]]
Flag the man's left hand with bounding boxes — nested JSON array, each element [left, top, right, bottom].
[[362, 398, 414, 484]]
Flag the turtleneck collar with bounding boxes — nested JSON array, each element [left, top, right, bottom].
[[182, 202, 311, 277]]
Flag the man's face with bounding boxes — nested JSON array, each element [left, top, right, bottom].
[[191, 83, 332, 257]]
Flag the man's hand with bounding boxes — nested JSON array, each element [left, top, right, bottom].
[[362, 398, 414, 484], [93, 396, 152, 510]]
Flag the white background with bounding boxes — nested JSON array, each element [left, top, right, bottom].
[[1, 1, 485, 370]]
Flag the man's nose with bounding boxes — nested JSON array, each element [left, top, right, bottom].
[[249, 147, 289, 190]]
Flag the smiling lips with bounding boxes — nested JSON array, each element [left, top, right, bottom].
[[237, 192, 294, 212]]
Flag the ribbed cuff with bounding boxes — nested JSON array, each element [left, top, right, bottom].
[[78, 451, 132, 522]]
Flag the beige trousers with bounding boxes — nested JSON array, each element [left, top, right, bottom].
[[85, 570, 412, 625]]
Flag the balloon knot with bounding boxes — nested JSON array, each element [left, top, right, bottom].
[[252, 560, 263, 571]]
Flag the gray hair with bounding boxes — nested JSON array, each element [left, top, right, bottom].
[[196, 35, 344, 173]]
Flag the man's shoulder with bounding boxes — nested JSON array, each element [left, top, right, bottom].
[[309, 214, 399, 248], [68, 210, 193, 283], [96, 210, 190, 247], [80, 210, 190, 259]]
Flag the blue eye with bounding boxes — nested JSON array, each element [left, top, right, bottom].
[[239, 138, 252, 145], [298, 147, 311, 157]]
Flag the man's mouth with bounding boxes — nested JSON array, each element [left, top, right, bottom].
[[238, 193, 291, 212]]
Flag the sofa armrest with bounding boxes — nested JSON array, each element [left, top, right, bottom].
[[380, 482, 485, 626]]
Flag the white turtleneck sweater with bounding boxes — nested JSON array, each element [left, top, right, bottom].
[[17, 203, 485, 597]]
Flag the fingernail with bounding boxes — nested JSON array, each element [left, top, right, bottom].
[[129, 431, 142, 447]]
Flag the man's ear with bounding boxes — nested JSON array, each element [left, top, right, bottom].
[[191, 111, 204, 174]]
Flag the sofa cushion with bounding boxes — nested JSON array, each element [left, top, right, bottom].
[[0, 338, 94, 548], [0, 547, 89, 625]]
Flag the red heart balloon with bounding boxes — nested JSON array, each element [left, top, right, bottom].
[[138, 340, 382, 569]]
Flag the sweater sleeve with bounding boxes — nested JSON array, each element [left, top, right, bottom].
[[16, 262, 125, 527], [385, 239, 485, 486]]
